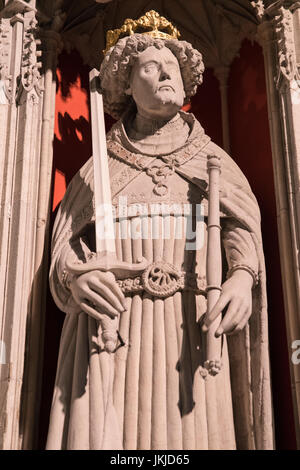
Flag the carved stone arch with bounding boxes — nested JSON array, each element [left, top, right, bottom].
[[40, 0, 259, 70]]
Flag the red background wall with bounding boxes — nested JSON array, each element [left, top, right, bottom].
[[38, 41, 297, 449]]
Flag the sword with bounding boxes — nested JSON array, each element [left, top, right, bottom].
[[66, 69, 148, 353]]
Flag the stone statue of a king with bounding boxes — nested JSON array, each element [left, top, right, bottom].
[[46, 11, 273, 450]]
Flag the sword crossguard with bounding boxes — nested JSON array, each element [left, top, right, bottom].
[[66, 252, 149, 279]]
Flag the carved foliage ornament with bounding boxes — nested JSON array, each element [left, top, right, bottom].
[[251, 0, 265, 20], [275, 6, 298, 83], [104, 10, 181, 55], [0, 19, 12, 104], [18, 16, 43, 101]]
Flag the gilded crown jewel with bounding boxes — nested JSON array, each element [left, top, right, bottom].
[[104, 10, 181, 55]]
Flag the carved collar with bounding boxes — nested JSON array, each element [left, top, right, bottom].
[[107, 110, 211, 171]]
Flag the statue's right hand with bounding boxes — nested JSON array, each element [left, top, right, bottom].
[[69, 270, 127, 322]]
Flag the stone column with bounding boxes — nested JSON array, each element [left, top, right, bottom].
[[21, 24, 62, 450], [0, 0, 61, 449], [256, 0, 300, 446]]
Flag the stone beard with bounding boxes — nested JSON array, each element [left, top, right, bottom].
[[46, 34, 273, 450]]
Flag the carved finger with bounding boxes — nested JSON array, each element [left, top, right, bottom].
[[202, 293, 230, 331], [100, 274, 127, 308], [215, 299, 243, 336], [80, 301, 106, 322], [226, 309, 251, 336], [85, 290, 120, 319], [89, 278, 125, 313]]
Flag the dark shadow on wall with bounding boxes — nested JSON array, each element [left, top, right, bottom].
[[37, 205, 65, 450], [54, 112, 92, 186], [56, 47, 90, 100], [54, 49, 92, 184]]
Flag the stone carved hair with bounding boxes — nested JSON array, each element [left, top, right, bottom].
[[100, 34, 205, 119]]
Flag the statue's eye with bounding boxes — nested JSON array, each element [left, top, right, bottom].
[[143, 63, 159, 73]]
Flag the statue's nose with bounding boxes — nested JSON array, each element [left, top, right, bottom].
[[159, 64, 171, 81]]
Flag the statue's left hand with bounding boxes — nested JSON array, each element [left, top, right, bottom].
[[202, 270, 253, 337]]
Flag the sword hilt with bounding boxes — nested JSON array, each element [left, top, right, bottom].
[[66, 253, 149, 353]]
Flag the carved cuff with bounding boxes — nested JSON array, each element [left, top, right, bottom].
[[226, 264, 259, 287]]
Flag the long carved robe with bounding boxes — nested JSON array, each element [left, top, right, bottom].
[[46, 112, 274, 450]]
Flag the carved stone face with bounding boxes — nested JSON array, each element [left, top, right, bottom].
[[128, 45, 186, 120]]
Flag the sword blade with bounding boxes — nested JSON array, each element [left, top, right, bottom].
[[89, 68, 116, 255]]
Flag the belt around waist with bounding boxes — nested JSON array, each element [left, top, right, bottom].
[[117, 260, 206, 298]]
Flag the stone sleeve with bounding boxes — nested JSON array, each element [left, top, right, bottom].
[[51, 231, 94, 314], [221, 217, 259, 286]]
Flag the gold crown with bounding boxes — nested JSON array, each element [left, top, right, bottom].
[[104, 10, 181, 55]]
